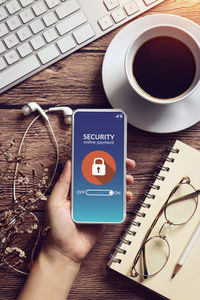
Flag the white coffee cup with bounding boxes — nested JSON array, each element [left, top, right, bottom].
[[125, 25, 200, 105]]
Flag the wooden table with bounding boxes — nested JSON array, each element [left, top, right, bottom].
[[1, 0, 200, 299]]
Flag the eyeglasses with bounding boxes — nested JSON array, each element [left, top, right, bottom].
[[131, 176, 199, 279]]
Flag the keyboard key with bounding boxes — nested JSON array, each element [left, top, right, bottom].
[[32, 1, 47, 16], [43, 28, 58, 43], [37, 44, 59, 64], [57, 35, 76, 53], [124, 1, 139, 16], [30, 19, 44, 34], [56, 11, 87, 35], [42, 11, 57, 27], [6, 0, 21, 15], [104, 0, 119, 11], [4, 34, 19, 49], [143, 0, 156, 5], [73, 24, 95, 44], [17, 26, 31, 41], [45, 0, 60, 9], [0, 7, 7, 21], [0, 57, 7, 71], [98, 15, 113, 30], [19, 0, 34, 7], [0, 23, 8, 38], [30, 35, 45, 50], [0, 55, 40, 89], [19, 8, 34, 23], [7, 15, 21, 31], [17, 42, 32, 57], [55, 0, 80, 20], [5, 50, 19, 65], [0, 0, 6, 4], [111, 8, 126, 23], [0, 41, 5, 54]]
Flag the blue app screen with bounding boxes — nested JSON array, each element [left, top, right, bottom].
[[72, 110, 126, 223]]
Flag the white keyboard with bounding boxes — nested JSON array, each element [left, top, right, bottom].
[[0, 0, 165, 94]]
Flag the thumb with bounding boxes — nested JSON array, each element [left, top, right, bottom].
[[48, 160, 71, 206]]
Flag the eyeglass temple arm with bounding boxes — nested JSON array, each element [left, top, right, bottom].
[[168, 189, 200, 204]]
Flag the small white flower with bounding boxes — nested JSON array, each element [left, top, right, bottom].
[[24, 176, 29, 184], [1, 237, 6, 244], [17, 177, 24, 184], [5, 247, 26, 258]]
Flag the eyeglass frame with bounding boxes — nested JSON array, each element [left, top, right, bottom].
[[130, 176, 199, 279]]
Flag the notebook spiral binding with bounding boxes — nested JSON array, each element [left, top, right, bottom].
[[109, 146, 180, 264]]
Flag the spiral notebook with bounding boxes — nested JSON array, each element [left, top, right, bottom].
[[108, 140, 200, 300]]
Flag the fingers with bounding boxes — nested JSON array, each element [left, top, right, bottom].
[[48, 160, 71, 206], [126, 159, 135, 202], [126, 174, 134, 185], [126, 158, 135, 187], [126, 191, 133, 201], [126, 158, 135, 171]]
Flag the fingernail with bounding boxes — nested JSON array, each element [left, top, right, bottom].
[[131, 176, 134, 184], [64, 160, 71, 171]]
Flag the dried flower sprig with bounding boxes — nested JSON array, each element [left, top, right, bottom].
[[0, 135, 51, 276]]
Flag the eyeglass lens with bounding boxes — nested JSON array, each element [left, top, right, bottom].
[[134, 236, 169, 276]]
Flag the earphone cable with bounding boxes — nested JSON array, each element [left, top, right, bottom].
[[13, 109, 59, 202], [13, 113, 41, 202], [45, 115, 60, 192]]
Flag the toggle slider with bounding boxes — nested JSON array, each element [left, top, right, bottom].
[[86, 189, 114, 196]]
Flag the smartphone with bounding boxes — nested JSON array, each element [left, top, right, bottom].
[[72, 109, 127, 224]]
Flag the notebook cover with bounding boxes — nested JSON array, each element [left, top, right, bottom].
[[109, 140, 200, 300]]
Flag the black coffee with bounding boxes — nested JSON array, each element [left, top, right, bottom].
[[133, 36, 196, 99]]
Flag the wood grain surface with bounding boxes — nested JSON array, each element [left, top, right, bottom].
[[1, 0, 200, 299]]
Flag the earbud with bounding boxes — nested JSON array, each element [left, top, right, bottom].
[[48, 107, 73, 124], [22, 102, 49, 121], [22, 103, 73, 124]]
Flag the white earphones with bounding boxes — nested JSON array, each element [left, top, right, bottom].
[[13, 102, 73, 203], [21, 102, 73, 124]]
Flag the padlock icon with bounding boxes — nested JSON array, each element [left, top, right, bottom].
[[92, 158, 106, 176]]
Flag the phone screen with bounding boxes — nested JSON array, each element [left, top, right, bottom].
[[72, 110, 126, 223]]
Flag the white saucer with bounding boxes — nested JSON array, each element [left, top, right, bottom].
[[102, 14, 200, 133]]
